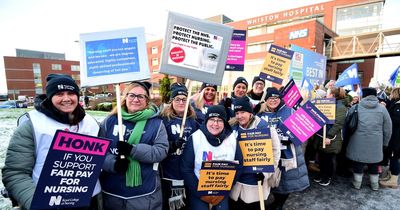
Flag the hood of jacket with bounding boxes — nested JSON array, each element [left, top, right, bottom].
[[359, 95, 379, 109]]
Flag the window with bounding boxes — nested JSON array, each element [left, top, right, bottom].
[[247, 42, 272, 54], [151, 47, 158, 54], [71, 74, 80, 81], [52, 64, 62, 70], [71, 65, 80, 71], [32, 63, 43, 95], [152, 58, 159, 66]]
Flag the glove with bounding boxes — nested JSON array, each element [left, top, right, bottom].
[[222, 98, 232, 109], [200, 195, 225, 205], [168, 137, 186, 153], [117, 141, 133, 156], [253, 102, 263, 114], [114, 156, 130, 174], [255, 172, 265, 185]]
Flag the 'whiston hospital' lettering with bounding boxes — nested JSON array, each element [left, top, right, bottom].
[[247, 4, 324, 26]]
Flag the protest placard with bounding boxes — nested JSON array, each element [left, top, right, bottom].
[[238, 129, 274, 173], [290, 44, 327, 87], [281, 79, 303, 109], [260, 44, 294, 85], [197, 161, 238, 196], [79, 27, 150, 87], [31, 130, 111, 209], [160, 12, 233, 85], [279, 101, 329, 146], [313, 98, 336, 124], [225, 30, 246, 71]]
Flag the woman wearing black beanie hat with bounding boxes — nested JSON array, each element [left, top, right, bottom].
[[219, 77, 249, 120]]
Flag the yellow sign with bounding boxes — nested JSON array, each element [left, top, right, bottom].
[[260, 44, 294, 85], [198, 169, 236, 191], [239, 139, 274, 167]]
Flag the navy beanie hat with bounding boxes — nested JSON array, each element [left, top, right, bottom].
[[233, 97, 253, 113], [233, 77, 248, 90], [131, 81, 152, 96], [45, 74, 80, 99], [362, 87, 377, 98], [205, 105, 227, 123], [170, 83, 188, 99], [252, 76, 265, 86], [201, 83, 218, 92], [266, 87, 280, 99]]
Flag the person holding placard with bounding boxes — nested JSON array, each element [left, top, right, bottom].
[[99, 82, 169, 210], [247, 76, 266, 107], [220, 77, 249, 119], [160, 83, 199, 210], [181, 105, 243, 210], [228, 97, 281, 210], [2, 74, 102, 210], [313, 87, 348, 186], [256, 87, 309, 210], [191, 83, 219, 125]]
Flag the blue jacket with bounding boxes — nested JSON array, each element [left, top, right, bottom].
[[161, 116, 199, 180], [99, 112, 168, 199]]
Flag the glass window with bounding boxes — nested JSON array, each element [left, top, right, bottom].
[[52, 64, 62, 70], [71, 74, 80, 81], [71, 65, 80, 71], [247, 42, 272, 54], [152, 58, 159, 66], [151, 47, 158, 54]]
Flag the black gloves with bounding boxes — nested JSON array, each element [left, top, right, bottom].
[[114, 156, 130, 174], [223, 98, 232, 109], [255, 172, 265, 184], [117, 141, 133, 156], [253, 102, 263, 114], [169, 137, 186, 153]]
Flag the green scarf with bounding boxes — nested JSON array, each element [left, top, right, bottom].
[[121, 107, 155, 187]]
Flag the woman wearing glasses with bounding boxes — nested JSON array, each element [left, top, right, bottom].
[[181, 105, 243, 210], [256, 87, 309, 210], [160, 83, 199, 210], [99, 81, 169, 210]]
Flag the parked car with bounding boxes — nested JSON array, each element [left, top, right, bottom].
[[0, 100, 28, 108]]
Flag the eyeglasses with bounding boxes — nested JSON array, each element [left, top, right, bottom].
[[267, 97, 280, 101], [208, 118, 224, 125], [126, 93, 148, 101], [173, 97, 187, 103]]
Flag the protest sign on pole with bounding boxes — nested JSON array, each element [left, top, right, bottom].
[[225, 30, 247, 71], [238, 129, 274, 173], [31, 130, 111, 209], [281, 79, 303, 109], [79, 27, 150, 87], [160, 12, 233, 85], [260, 44, 294, 85], [313, 98, 336, 124], [290, 44, 327, 87], [279, 101, 329, 146], [197, 161, 238, 196]]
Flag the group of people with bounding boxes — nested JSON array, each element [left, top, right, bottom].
[[2, 74, 399, 210]]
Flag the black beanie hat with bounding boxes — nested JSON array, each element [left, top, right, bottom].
[[205, 105, 227, 123], [45, 74, 80, 99], [362, 87, 377, 98], [131, 81, 152, 96], [266, 87, 280, 99], [200, 83, 217, 92], [233, 77, 248, 90], [252, 76, 265, 86], [233, 97, 253, 113], [170, 83, 188, 99]]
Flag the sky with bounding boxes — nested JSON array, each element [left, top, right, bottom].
[[1, 0, 399, 94]]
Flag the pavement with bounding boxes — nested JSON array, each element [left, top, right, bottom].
[[282, 172, 400, 210]]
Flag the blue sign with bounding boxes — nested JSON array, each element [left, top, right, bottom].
[[334, 63, 360, 87], [85, 37, 140, 77], [290, 44, 327, 86]]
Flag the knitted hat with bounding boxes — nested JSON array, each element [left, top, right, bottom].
[[45, 74, 79, 99], [200, 83, 217, 92], [170, 83, 188, 99], [233, 97, 253, 113], [205, 105, 227, 123], [362, 87, 377, 98], [252, 76, 265, 86], [131, 81, 152, 96], [266, 87, 280, 99], [233, 77, 248, 90]]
